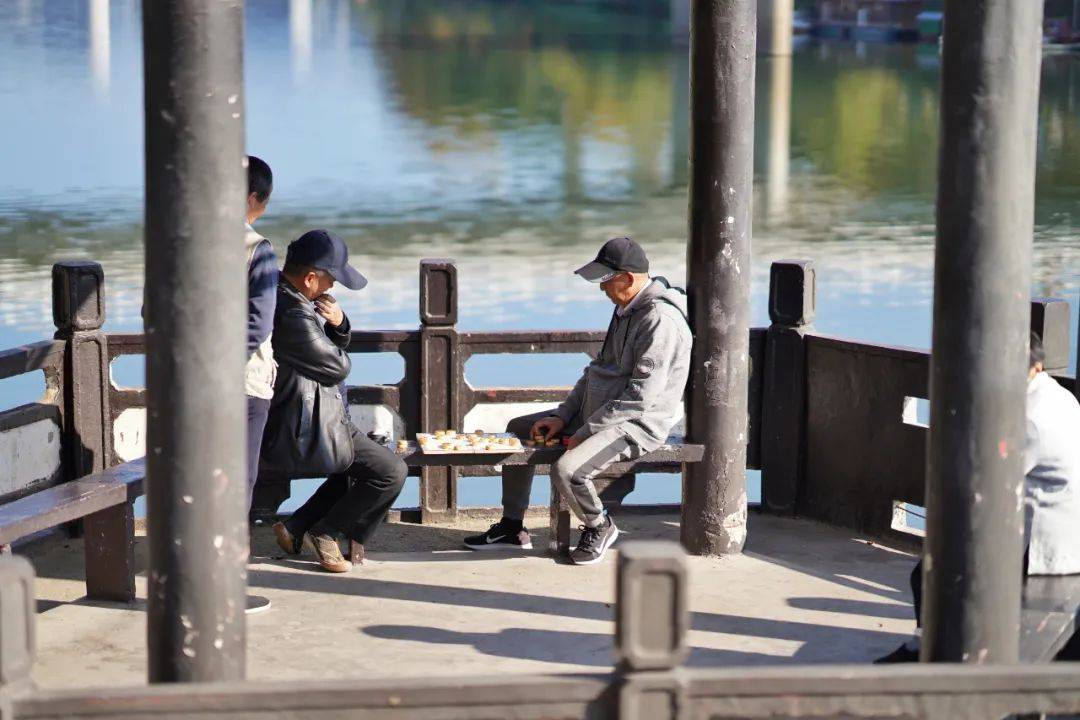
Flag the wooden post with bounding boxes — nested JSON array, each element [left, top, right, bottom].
[[418, 259, 459, 522], [52, 261, 111, 479], [616, 541, 688, 720], [52, 262, 134, 603], [760, 261, 815, 514], [923, 0, 1043, 664], [683, 0, 756, 556]]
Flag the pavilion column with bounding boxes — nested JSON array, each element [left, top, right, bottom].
[[142, 0, 249, 682], [922, 0, 1044, 663], [683, 0, 756, 556]]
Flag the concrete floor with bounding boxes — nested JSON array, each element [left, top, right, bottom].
[[25, 510, 917, 690]]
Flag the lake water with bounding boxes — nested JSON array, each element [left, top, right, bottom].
[[1, 0, 1077, 513]]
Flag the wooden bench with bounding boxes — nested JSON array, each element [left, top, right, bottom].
[[393, 436, 704, 556], [1020, 574, 1080, 662], [0, 458, 145, 603]]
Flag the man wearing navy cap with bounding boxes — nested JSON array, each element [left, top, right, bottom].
[[262, 229, 407, 573], [464, 237, 693, 565]]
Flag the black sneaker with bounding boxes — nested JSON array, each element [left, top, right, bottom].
[[463, 520, 533, 551], [570, 517, 619, 565], [873, 643, 919, 664]]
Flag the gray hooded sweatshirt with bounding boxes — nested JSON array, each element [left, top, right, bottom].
[[553, 277, 692, 451]]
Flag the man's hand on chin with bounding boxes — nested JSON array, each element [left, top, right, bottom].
[[315, 293, 344, 327]]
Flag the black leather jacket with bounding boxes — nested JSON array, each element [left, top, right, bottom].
[[261, 279, 355, 477]]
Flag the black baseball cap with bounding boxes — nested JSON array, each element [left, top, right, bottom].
[[574, 236, 649, 283], [286, 229, 368, 290]]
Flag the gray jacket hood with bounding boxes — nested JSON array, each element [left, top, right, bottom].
[[636, 276, 688, 321]]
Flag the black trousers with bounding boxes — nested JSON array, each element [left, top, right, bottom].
[[285, 429, 408, 544], [911, 551, 1029, 627], [246, 396, 272, 511]]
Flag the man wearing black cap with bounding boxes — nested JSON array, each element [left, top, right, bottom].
[[464, 237, 692, 565], [262, 229, 407, 573]]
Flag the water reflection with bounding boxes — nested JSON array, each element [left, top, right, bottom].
[[289, 0, 312, 80], [0, 0, 1076, 368], [88, 0, 109, 96], [756, 55, 792, 221]]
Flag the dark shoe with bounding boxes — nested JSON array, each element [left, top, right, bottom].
[[570, 517, 619, 566], [463, 520, 533, 551], [873, 643, 919, 664], [303, 533, 353, 573], [272, 521, 302, 556]]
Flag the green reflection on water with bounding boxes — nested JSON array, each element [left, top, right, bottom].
[[0, 0, 1076, 360]]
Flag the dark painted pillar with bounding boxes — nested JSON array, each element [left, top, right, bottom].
[[683, 0, 756, 556], [922, 0, 1044, 664], [52, 261, 111, 479], [760, 261, 815, 514], [418, 259, 459, 522], [142, 0, 248, 682]]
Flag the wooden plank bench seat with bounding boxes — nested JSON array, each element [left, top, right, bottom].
[[1020, 574, 1080, 662], [0, 458, 145, 603], [393, 436, 703, 555]]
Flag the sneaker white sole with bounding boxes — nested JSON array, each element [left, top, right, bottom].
[[570, 524, 620, 565], [463, 540, 533, 551]]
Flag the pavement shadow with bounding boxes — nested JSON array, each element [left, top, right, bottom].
[[786, 596, 913, 621], [248, 568, 908, 664], [362, 624, 780, 667]]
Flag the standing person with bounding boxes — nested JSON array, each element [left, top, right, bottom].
[[265, 230, 407, 573], [244, 155, 279, 511], [875, 332, 1080, 663], [464, 237, 692, 565]]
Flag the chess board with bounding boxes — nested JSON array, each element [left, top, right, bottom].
[[414, 432, 524, 455]]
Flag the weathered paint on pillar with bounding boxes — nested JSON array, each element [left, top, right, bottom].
[[142, 0, 248, 682], [757, 0, 793, 56], [922, 0, 1044, 664], [683, 0, 756, 556]]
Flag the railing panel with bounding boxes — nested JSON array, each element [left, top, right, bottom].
[[0, 341, 64, 381], [0, 403, 63, 502], [15, 676, 615, 719], [686, 664, 1080, 718], [801, 335, 929, 538], [15, 664, 1080, 719], [97, 324, 767, 514]]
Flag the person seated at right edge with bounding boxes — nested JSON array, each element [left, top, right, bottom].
[[463, 236, 692, 565], [263, 229, 407, 573], [876, 332, 1080, 662]]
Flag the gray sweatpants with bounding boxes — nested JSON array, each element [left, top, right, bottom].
[[501, 410, 642, 528]]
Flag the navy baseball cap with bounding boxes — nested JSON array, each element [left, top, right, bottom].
[[574, 236, 649, 282], [286, 229, 368, 290]]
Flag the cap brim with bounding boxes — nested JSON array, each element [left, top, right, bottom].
[[330, 264, 368, 291], [574, 261, 618, 283]]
